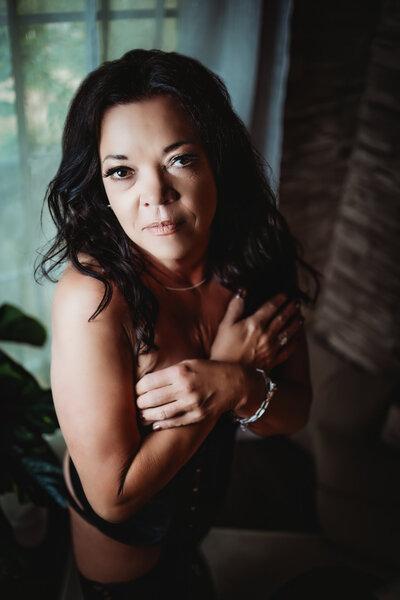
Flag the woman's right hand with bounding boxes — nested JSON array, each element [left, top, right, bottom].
[[210, 292, 303, 371]]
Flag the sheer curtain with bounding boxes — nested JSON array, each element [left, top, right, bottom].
[[178, 0, 292, 189], [0, 0, 292, 383], [0, 0, 180, 383]]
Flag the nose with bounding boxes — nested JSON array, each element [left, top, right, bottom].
[[139, 168, 177, 207]]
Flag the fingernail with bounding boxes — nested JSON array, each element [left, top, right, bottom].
[[153, 424, 161, 431], [295, 301, 301, 308], [236, 288, 246, 299]]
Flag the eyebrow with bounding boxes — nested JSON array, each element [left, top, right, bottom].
[[163, 140, 195, 153], [102, 153, 128, 165], [101, 141, 196, 164]]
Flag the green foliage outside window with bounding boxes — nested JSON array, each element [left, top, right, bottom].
[[21, 22, 86, 153], [0, 0, 179, 159]]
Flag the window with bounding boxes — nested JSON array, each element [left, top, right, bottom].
[[0, 0, 179, 380]]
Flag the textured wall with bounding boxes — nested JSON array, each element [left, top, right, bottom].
[[279, 0, 380, 277], [279, 0, 399, 374], [280, 0, 400, 565], [313, 1, 400, 374]]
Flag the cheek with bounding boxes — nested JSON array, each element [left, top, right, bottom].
[[108, 198, 140, 237], [104, 185, 136, 215], [103, 182, 123, 206]]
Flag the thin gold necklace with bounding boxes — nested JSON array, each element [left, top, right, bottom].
[[164, 278, 207, 291]]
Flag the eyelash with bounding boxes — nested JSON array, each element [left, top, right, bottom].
[[170, 153, 199, 168], [102, 154, 199, 181], [103, 166, 133, 180]]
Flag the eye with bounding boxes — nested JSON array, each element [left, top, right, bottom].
[[103, 166, 134, 180], [169, 154, 198, 168]]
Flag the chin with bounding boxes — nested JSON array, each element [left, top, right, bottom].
[[135, 242, 186, 263], [151, 249, 190, 263]]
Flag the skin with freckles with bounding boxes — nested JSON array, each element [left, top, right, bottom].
[[52, 95, 310, 585]]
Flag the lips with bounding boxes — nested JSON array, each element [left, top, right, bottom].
[[143, 220, 183, 236]]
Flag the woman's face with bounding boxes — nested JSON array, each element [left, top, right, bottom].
[[99, 95, 217, 273]]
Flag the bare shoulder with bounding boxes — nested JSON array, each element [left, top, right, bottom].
[[53, 260, 128, 327], [50, 261, 140, 518]]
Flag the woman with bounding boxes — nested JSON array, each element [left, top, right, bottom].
[[38, 49, 316, 599]]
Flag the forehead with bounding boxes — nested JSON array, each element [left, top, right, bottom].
[[99, 96, 199, 153]]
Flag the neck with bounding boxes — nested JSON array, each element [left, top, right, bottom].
[[163, 277, 207, 292], [141, 252, 209, 290]]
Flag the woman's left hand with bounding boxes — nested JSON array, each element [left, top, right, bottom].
[[210, 292, 303, 370], [136, 359, 258, 430]]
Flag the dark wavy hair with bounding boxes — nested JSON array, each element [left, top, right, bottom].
[[36, 49, 319, 356]]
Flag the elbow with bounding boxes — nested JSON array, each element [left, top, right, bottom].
[[91, 502, 120, 524], [95, 505, 134, 524], [83, 469, 142, 524], [88, 445, 156, 522], [90, 489, 142, 524], [98, 451, 145, 522]]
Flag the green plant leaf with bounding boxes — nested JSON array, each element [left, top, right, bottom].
[[16, 457, 67, 509], [0, 304, 46, 346], [0, 349, 38, 388], [1, 431, 65, 507], [0, 351, 58, 440], [0, 303, 65, 526]]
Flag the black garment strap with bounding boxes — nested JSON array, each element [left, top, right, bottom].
[[67, 457, 171, 546]]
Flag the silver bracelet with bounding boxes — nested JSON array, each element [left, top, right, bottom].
[[234, 368, 277, 432]]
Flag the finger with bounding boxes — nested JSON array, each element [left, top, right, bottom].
[[136, 384, 178, 409], [136, 369, 173, 396], [140, 399, 186, 424], [268, 299, 300, 337], [273, 338, 297, 367], [252, 293, 288, 325], [152, 409, 205, 431], [136, 363, 191, 396], [275, 313, 304, 349], [274, 316, 304, 359], [284, 313, 304, 340], [220, 293, 245, 325], [274, 328, 303, 366]]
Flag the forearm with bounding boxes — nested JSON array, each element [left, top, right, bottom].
[[108, 360, 250, 521], [104, 414, 218, 522], [210, 322, 312, 437], [234, 374, 312, 436]]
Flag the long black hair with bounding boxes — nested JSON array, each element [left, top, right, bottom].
[[37, 49, 319, 355]]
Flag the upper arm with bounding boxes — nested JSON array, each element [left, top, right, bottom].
[[51, 266, 140, 517]]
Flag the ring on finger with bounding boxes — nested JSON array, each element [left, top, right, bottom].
[[278, 333, 288, 347]]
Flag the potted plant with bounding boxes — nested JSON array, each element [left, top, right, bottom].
[[0, 303, 68, 596]]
